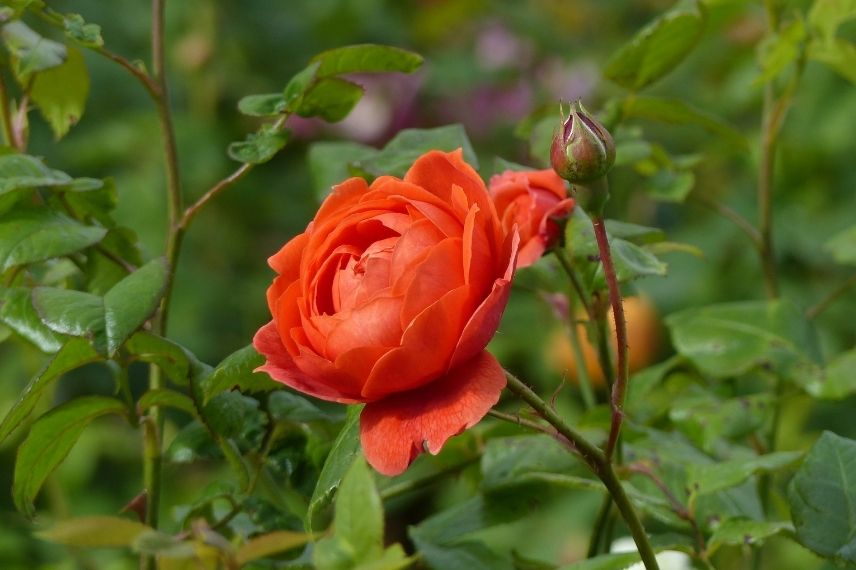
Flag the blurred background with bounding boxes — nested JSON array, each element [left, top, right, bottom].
[[1, 0, 855, 567]]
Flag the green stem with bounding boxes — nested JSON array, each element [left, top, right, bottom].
[[0, 69, 17, 149], [588, 495, 614, 557], [806, 273, 856, 320], [592, 217, 629, 459], [758, 83, 779, 300]]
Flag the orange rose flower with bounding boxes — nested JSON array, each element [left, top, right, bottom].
[[254, 150, 519, 476], [488, 169, 573, 267]]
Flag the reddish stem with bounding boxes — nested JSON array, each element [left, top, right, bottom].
[[592, 217, 628, 459]]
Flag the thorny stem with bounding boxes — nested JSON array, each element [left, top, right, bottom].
[[592, 217, 629, 460], [502, 370, 660, 570], [806, 273, 856, 320]]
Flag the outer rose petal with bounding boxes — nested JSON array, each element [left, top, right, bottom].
[[360, 350, 506, 476]]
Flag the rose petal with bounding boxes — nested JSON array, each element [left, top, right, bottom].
[[325, 295, 404, 359], [397, 237, 465, 325], [315, 177, 370, 222], [268, 233, 308, 280], [360, 350, 506, 476], [405, 150, 492, 214]]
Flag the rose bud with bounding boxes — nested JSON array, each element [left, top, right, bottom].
[[488, 168, 574, 267], [254, 150, 519, 476], [550, 100, 615, 184]]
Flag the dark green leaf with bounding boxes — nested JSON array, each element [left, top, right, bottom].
[[481, 435, 578, 492], [166, 421, 219, 464], [351, 125, 478, 179], [824, 224, 856, 266], [269, 391, 331, 423], [31, 46, 89, 139], [558, 552, 642, 570], [125, 331, 192, 386], [413, 540, 512, 570], [227, 126, 290, 164], [297, 77, 364, 122], [62, 13, 103, 48], [622, 96, 747, 148], [36, 516, 151, 547], [688, 451, 802, 496], [308, 404, 362, 532], [311, 44, 423, 78], [203, 391, 261, 439], [410, 496, 530, 546], [666, 300, 822, 381], [0, 338, 100, 444], [0, 153, 73, 195], [308, 141, 376, 201], [0, 286, 63, 352], [13, 395, 126, 516], [604, 0, 705, 90], [203, 344, 275, 402], [137, 389, 198, 418], [644, 168, 695, 203], [238, 93, 287, 117], [283, 61, 321, 108], [0, 208, 106, 271], [1, 20, 67, 77], [707, 519, 794, 553], [789, 432, 856, 563]]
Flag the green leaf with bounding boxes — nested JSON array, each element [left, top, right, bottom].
[[757, 20, 806, 84], [307, 404, 362, 532], [13, 395, 126, 516], [269, 391, 331, 423], [481, 435, 578, 492], [802, 347, 856, 400], [202, 344, 275, 402], [0, 286, 63, 352], [227, 126, 290, 164], [34, 257, 168, 355], [308, 141, 376, 201], [0, 208, 106, 271], [137, 389, 198, 418], [0, 153, 73, 195], [62, 13, 103, 48], [311, 44, 423, 78], [603, 220, 665, 244], [1, 20, 67, 78], [283, 61, 321, 109], [644, 168, 695, 203], [824, 224, 856, 265], [235, 530, 314, 565], [604, 0, 706, 90], [707, 519, 794, 554], [202, 391, 261, 438], [237, 93, 287, 117], [125, 331, 193, 386], [353, 545, 413, 570], [30, 46, 89, 139], [808, 0, 856, 42], [621, 96, 747, 148], [0, 338, 100, 444], [666, 300, 821, 381], [808, 38, 856, 85], [333, 456, 384, 561], [297, 77, 364, 122], [412, 540, 512, 570], [789, 431, 856, 563], [559, 552, 642, 570], [36, 516, 151, 547], [688, 451, 802, 496], [351, 125, 478, 179], [166, 421, 219, 464]]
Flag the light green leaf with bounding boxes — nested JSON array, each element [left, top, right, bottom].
[[308, 141, 376, 202], [609, 239, 668, 282], [235, 530, 314, 565], [62, 13, 103, 48], [269, 391, 331, 423], [283, 61, 321, 109], [802, 347, 856, 400], [311, 44, 423, 78], [351, 125, 478, 179], [688, 451, 802, 496], [308, 404, 362, 532], [808, 0, 856, 41], [137, 389, 198, 418], [36, 516, 151, 547], [666, 300, 822, 381], [0, 153, 73, 195], [0, 338, 100, 444], [789, 431, 856, 563], [644, 168, 695, 202], [824, 224, 856, 265], [707, 519, 794, 554], [297, 77, 364, 122], [757, 19, 806, 84], [622, 96, 747, 148], [0, 208, 106, 271], [237, 93, 287, 117], [13, 395, 126, 516], [33, 257, 168, 355], [0, 286, 63, 352], [808, 38, 856, 85], [604, 0, 706, 90], [334, 456, 384, 561], [1, 20, 67, 77], [227, 126, 290, 164], [604, 220, 665, 244], [202, 344, 275, 402], [353, 544, 413, 570], [31, 46, 89, 139]]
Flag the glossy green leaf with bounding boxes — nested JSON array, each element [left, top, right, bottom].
[[31, 46, 89, 139], [351, 125, 478, 179], [0, 208, 106, 271], [802, 347, 856, 400], [1, 20, 67, 77], [824, 224, 856, 265], [62, 13, 103, 48], [0, 338, 100, 444], [269, 391, 331, 423], [235, 530, 314, 565], [622, 96, 747, 148], [789, 432, 856, 563], [688, 451, 802, 496], [36, 516, 151, 547], [308, 404, 362, 532], [311, 44, 423, 78], [604, 0, 705, 90], [308, 141, 376, 201], [237, 93, 287, 117], [707, 519, 794, 554], [203, 344, 275, 402], [125, 331, 192, 386], [227, 126, 290, 164], [808, 38, 856, 85], [13, 395, 126, 516], [0, 286, 63, 352], [297, 77, 364, 122], [166, 421, 219, 464], [666, 300, 821, 381], [0, 153, 73, 195], [137, 389, 198, 418], [34, 257, 168, 355], [203, 391, 261, 438], [808, 0, 856, 41]]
